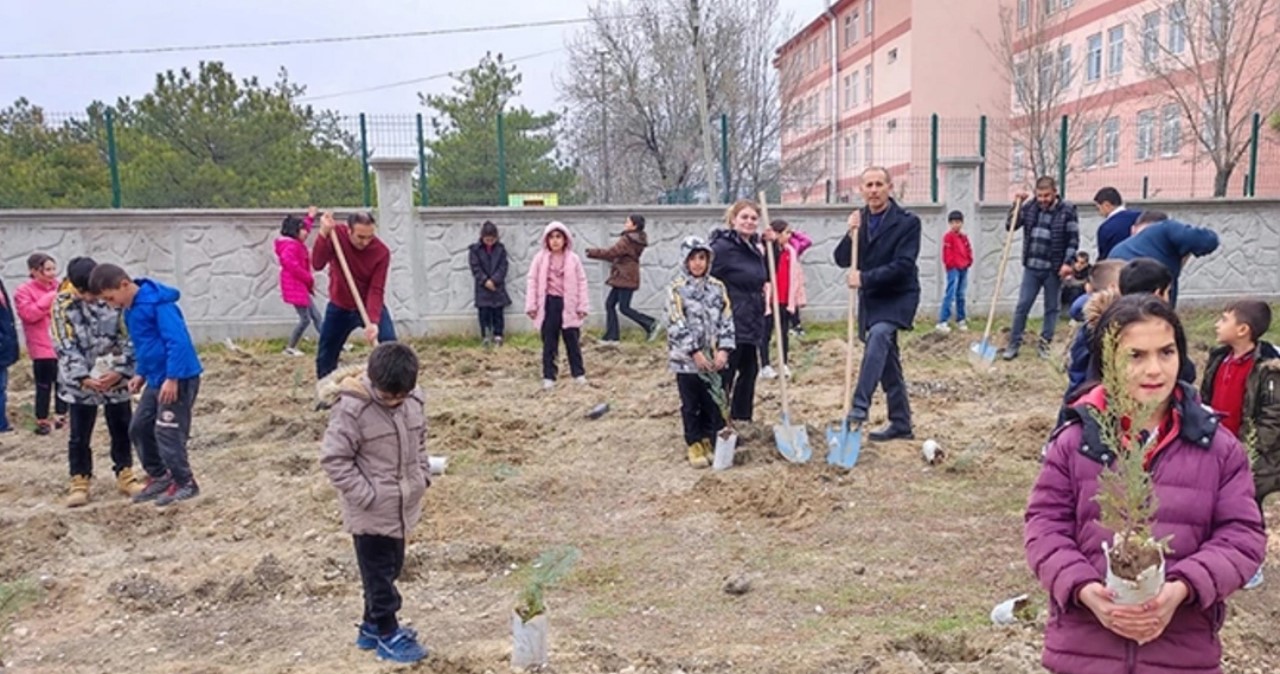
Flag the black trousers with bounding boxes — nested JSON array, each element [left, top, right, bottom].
[[603, 287, 654, 340], [761, 311, 795, 367], [131, 377, 200, 485], [720, 343, 759, 422], [477, 306, 505, 339], [676, 373, 725, 445], [353, 534, 406, 634], [541, 296, 585, 380], [33, 359, 67, 421], [68, 401, 133, 477]]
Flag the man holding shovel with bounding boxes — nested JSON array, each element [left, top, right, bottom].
[[834, 167, 921, 442], [1002, 176, 1079, 361], [312, 212, 396, 379]]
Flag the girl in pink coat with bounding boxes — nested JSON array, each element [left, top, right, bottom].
[[525, 221, 589, 390], [275, 209, 320, 356], [15, 252, 67, 434]]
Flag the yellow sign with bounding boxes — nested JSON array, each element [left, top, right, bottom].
[[508, 192, 559, 207]]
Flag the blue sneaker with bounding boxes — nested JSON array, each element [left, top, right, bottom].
[[375, 627, 427, 663], [355, 623, 417, 651]]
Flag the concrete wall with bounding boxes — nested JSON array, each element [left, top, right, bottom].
[[2, 162, 1278, 344]]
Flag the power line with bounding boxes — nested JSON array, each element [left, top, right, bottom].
[[0, 17, 606, 61], [296, 48, 565, 103]]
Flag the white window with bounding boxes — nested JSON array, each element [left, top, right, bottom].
[[1044, 0, 1058, 15], [1168, 2, 1187, 54], [843, 75, 851, 109], [1039, 54, 1055, 100], [1059, 44, 1073, 90], [1018, 0, 1029, 27], [1211, 0, 1230, 43], [1107, 26, 1125, 76], [1063, 0, 1075, 7], [864, 0, 874, 36], [844, 134, 856, 173], [844, 15, 854, 49], [851, 10, 860, 43], [1012, 143, 1026, 182], [1014, 59, 1029, 101], [1137, 109, 1156, 160], [1103, 117, 1120, 165], [822, 89, 831, 124], [850, 71, 860, 106], [1142, 12, 1161, 64], [1083, 123, 1099, 168], [1161, 104, 1182, 156], [1087, 33, 1103, 82], [864, 64, 873, 101], [864, 128, 874, 163]]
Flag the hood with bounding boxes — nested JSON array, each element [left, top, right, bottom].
[[624, 230, 648, 249], [315, 363, 366, 410], [1083, 288, 1119, 329], [679, 235, 715, 276], [708, 227, 744, 247], [134, 278, 181, 306], [541, 221, 575, 252]]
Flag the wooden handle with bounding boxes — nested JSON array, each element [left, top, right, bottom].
[[330, 227, 373, 327], [757, 192, 791, 418], [980, 197, 1024, 344], [843, 232, 859, 417]]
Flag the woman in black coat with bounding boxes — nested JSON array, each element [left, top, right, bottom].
[[709, 199, 775, 426], [0, 277, 19, 433], [468, 221, 512, 346]]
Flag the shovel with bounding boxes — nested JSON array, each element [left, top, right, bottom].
[[826, 232, 862, 468], [969, 196, 1023, 369], [759, 193, 812, 463]]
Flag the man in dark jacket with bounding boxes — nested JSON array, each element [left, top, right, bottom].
[[834, 166, 921, 442], [1107, 210, 1219, 308], [587, 214, 657, 343], [0, 277, 19, 434], [1093, 186, 1139, 259], [1003, 176, 1079, 361]]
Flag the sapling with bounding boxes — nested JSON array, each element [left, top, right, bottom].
[[698, 344, 733, 436], [515, 545, 581, 623], [1089, 326, 1174, 592]]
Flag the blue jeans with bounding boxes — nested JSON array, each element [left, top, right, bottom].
[[939, 269, 968, 323], [1009, 267, 1062, 348], [850, 322, 911, 430], [316, 303, 397, 379], [0, 366, 10, 431]]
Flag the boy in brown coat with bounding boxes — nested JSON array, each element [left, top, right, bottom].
[[320, 342, 430, 663], [587, 214, 658, 343]]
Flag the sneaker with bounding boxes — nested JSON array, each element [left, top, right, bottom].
[[1037, 342, 1052, 360], [934, 322, 951, 334], [283, 347, 305, 357], [493, 336, 504, 347], [957, 320, 969, 332], [792, 325, 807, 337], [759, 365, 778, 380], [542, 379, 555, 391], [375, 627, 428, 663], [34, 421, 51, 436], [54, 415, 67, 431], [132, 474, 174, 504], [115, 467, 144, 497], [574, 376, 588, 385], [155, 480, 200, 507], [66, 475, 91, 508], [1244, 568, 1264, 590], [598, 339, 620, 346], [357, 623, 418, 651], [1001, 346, 1020, 361], [645, 323, 662, 342]]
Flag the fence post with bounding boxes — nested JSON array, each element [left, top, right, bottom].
[[1058, 115, 1068, 197], [415, 113, 428, 207], [1248, 111, 1261, 197], [359, 113, 371, 208], [978, 115, 987, 202], [497, 111, 507, 206], [930, 114, 940, 203], [105, 108, 121, 208], [720, 112, 730, 204]]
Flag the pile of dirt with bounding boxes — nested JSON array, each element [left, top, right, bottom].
[[661, 469, 835, 530]]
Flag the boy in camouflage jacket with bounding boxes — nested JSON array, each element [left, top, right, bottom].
[[51, 257, 141, 507], [665, 236, 736, 468]]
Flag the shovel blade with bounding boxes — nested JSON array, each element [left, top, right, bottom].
[[774, 415, 812, 464], [825, 418, 863, 468], [968, 339, 999, 369]]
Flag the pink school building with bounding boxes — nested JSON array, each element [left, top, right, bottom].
[[777, 0, 1280, 203]]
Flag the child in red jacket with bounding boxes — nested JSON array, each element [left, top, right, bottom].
[[937, 210, 972, 333]]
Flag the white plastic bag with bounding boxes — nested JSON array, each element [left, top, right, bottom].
[[511, 611, 548, 669], [712, 430, 738, 471], [1102, 537, 1165, 606], [990, 594, 1030, 625]]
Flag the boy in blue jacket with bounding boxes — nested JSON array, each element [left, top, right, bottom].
[[90, 264, 204, 506]]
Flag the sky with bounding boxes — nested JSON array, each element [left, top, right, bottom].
[[0, 0, 824, 119]]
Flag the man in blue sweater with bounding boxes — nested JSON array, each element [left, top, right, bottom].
[[1107, 210, 1219, 308], [1093, 187, 1140, 259]]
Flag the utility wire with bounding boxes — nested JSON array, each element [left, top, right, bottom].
[[0, 17, 608, 61], [295, 48, 565, 103]]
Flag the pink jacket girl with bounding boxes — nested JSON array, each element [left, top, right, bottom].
[[15, 252, 67, 432], [525, 222, 590, 387], [275, 211, 320, 355]]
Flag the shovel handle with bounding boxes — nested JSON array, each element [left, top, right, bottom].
[[757, 192, 792, 420], [980, 196, 1024, 345], [843, 231, 859, 417]]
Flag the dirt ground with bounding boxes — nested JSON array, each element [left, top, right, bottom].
[[1, 319, 1277, 674]]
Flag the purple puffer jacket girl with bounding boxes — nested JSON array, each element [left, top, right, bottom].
[[1025, 382, 1265, 674]]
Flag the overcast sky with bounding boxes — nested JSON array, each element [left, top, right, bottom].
[[0, 0, 822, 118]]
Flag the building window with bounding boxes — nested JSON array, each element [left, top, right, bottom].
[[852, 10, 860, 44], [844, 15, 853, 49], [1044, 0, 1059, 15], [1103, 117, 1120, 165], [1086, 33, 1102, 82], [1142, 11, 1161, 64], [1137, 109, 1156, 161], [1161, 104, 1182, 156], [1210, 0, 1230, 43], [845, 133, 858, 173], [1039, 55, 1055, 100], [864, 0, 874, 36], [1012, 143, 1026, 182], [1168, 2, 1187, 54], [1014, 59, 1029, 102], [843, 75, 852, 109], [1083, 123, 1099, 169], [1063, 0, 1075, 7], [851, 71, 860, 106], [864, 64, 873, 102], [1107, 26, 1125, 76], [1059, 44, 1073, 90], [1018, 0, 1028, 27], [822, 89, 831, 125], [864, 128, 874, 163]]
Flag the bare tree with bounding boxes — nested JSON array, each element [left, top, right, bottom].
[[1136, 0, 1280, 196], [559, 0, 789, 203], [984, 3, 1116, 186]]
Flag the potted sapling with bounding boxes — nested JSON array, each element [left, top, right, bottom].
[[511, 545, 580, 669], [1090, 327, 1174, 605], [700, 351, 736, 470]]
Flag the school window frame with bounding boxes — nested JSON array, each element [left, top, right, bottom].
[[1136, 109, 1157, 161], [1161, 103, 1182, 157], [1058, 44, 1073, 90], [864, 0, 874, 36], [1086, 33, 1103, 82], [1142, 11, 1162, 64], [1107, 25, 1125, 76], [1168, 1, 1187, 54], [1102, 117, 1120, 166], [1082, 123, 1100, 169], [1018, 0, 1029, 27]]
